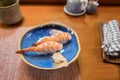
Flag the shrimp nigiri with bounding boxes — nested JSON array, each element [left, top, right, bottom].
[[33, 31, 71, 46], [16, 41, 63, 55]]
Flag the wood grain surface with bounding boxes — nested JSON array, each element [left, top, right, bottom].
[[0, 5, 120, 80]]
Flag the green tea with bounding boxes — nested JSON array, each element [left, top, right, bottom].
[[0, 0, 16, 7]]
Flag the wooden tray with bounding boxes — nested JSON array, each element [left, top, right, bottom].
[[99, 22, 120, 64]]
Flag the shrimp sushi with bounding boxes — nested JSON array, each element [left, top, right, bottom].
[[16, 41, 63, 55], [33, 31, 71, 46]]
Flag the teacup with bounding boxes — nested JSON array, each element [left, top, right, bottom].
[[0, 0, 23, 25], [64, 0, 88, 14]]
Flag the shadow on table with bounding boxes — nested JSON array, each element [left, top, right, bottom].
[[0, 19, 24, 29], [18, 60, 81, 80]]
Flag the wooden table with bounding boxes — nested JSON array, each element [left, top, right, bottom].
[[0, 5, 120, 80]]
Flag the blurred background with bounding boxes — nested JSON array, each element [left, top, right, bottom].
[[20, 0, 120, 5]]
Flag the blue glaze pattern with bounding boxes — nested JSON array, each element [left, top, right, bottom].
[[20, 24, 79, 69]]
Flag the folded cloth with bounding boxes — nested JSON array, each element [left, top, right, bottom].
[[101, 20, 120, 57]]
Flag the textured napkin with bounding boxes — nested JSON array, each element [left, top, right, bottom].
[[101, 20, 120, 57], [0, 27, 81, 80]]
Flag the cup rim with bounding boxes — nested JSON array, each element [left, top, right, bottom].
[[0, 0, 19, 9]]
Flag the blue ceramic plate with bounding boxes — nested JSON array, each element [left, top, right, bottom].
[[19, 22, 80, 70]]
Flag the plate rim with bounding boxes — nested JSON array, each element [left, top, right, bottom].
[[18, 22, 81, 70]]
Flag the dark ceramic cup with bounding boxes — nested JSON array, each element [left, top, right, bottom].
[[0, 0, 23, 25]]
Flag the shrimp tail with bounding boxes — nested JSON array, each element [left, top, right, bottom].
[[16, 47, 36, 54], [32, 37, 53, 46], [16, 50, 25, 54], [32, 43, 38, 46]]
